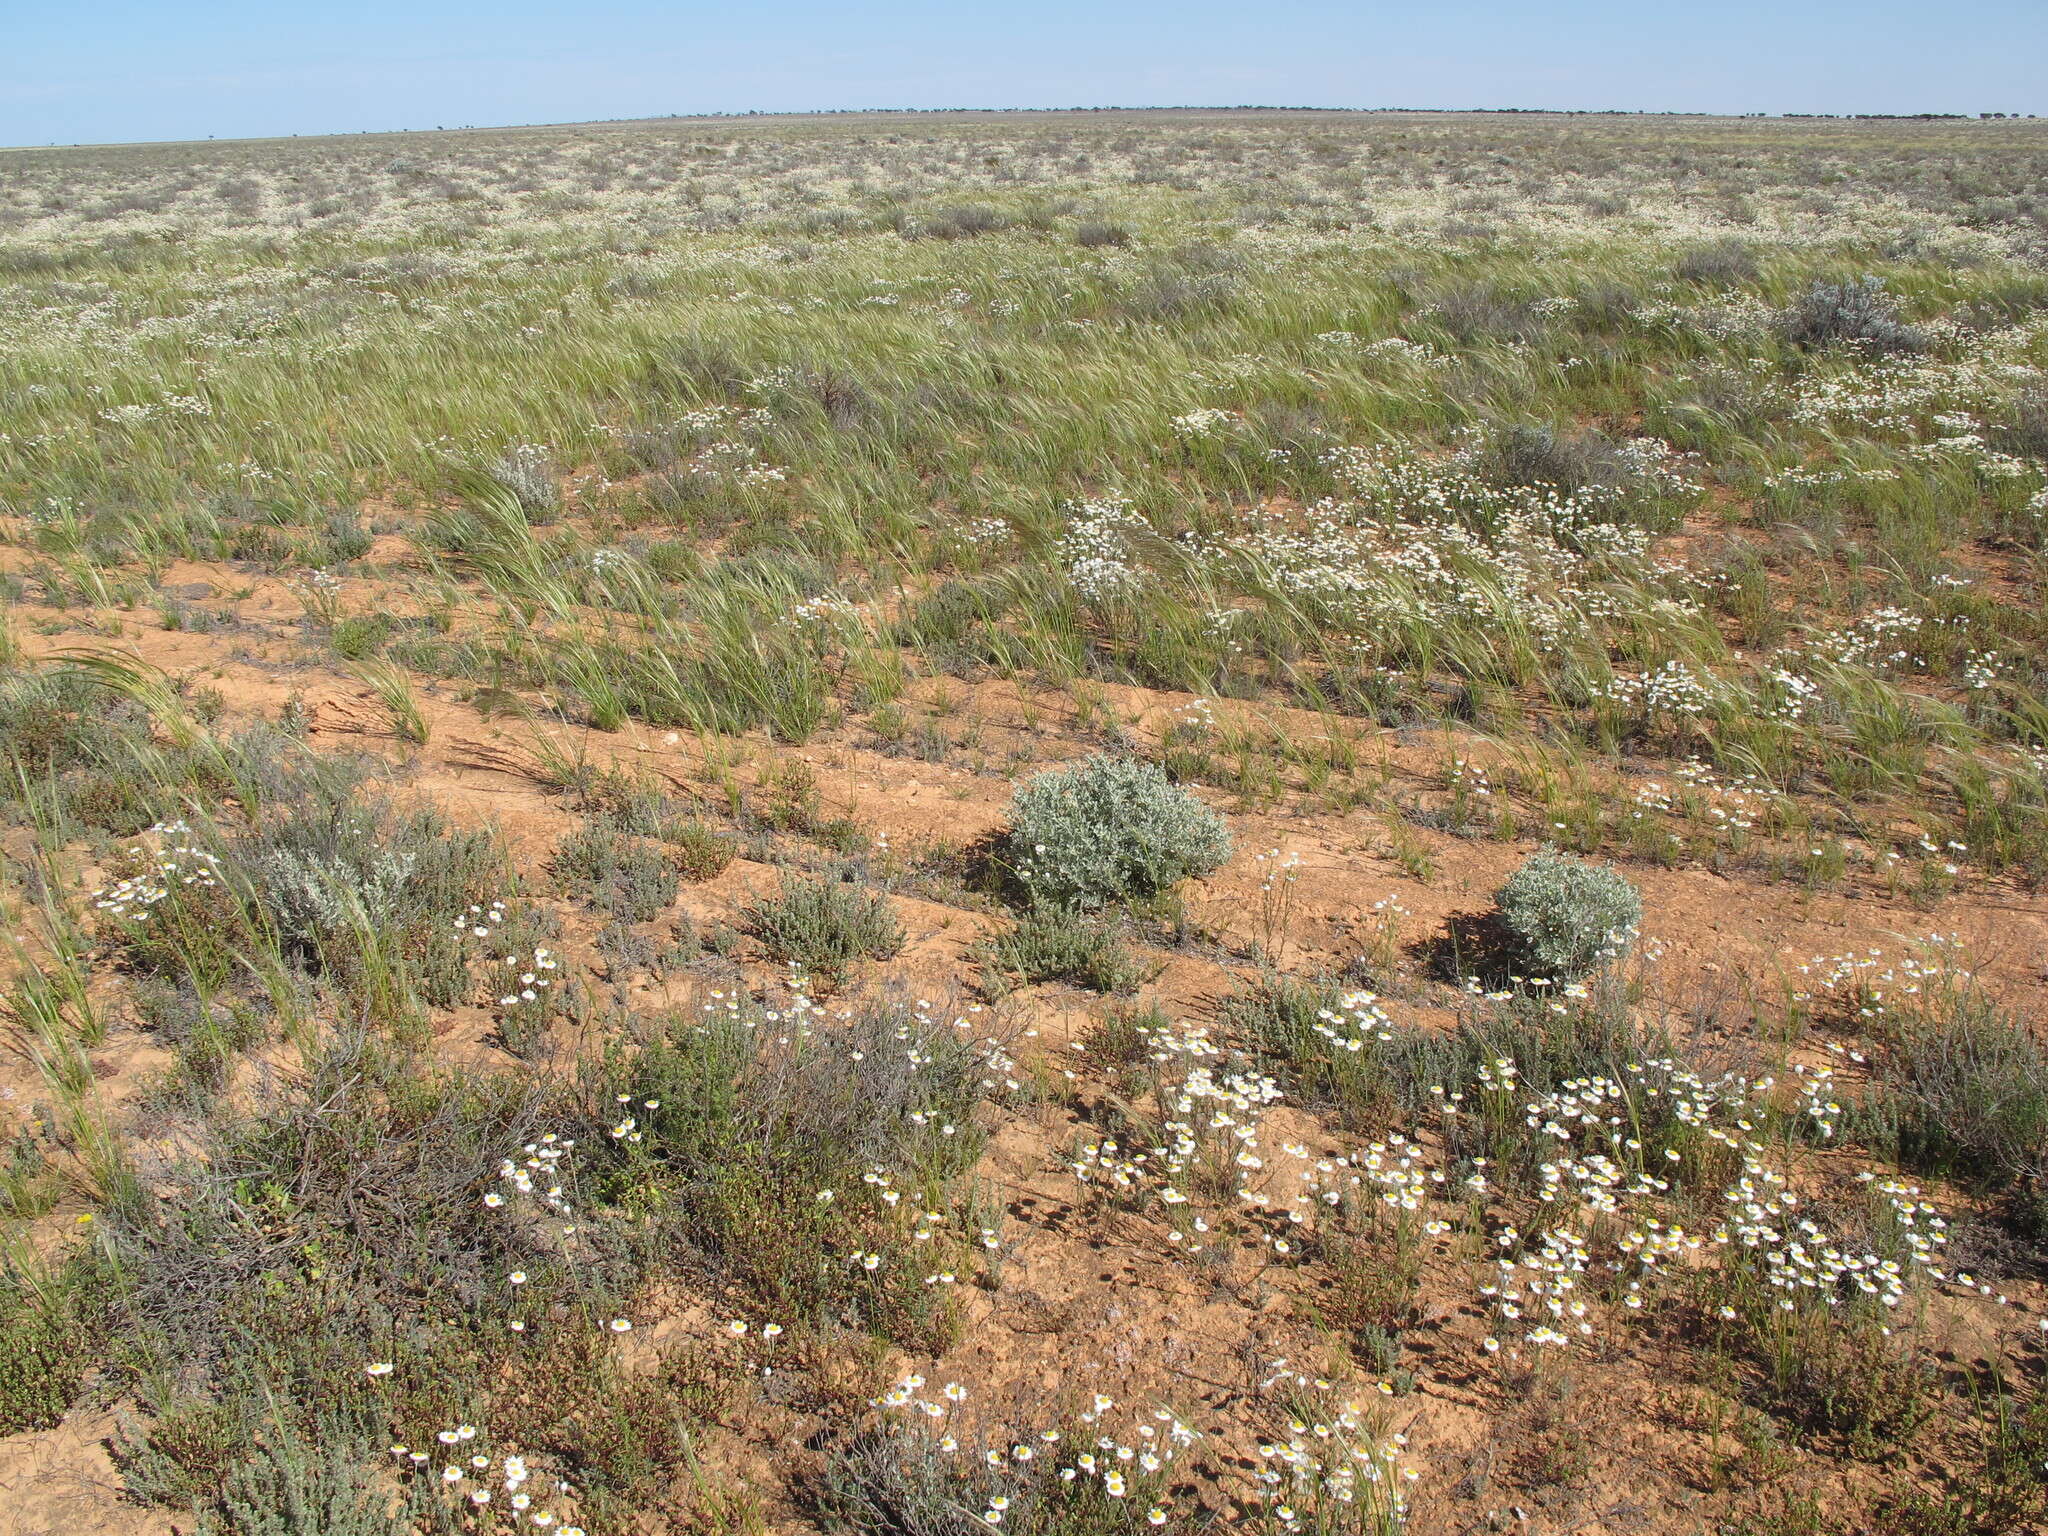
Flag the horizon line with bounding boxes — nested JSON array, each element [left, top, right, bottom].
[[10, 101, 2041, 155]]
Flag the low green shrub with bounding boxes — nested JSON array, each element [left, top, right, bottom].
[[744, 874, 903, 978], [553, 821, 680, 922], [981, 905, 1144, 994], [0, 1255, 107, 1435]]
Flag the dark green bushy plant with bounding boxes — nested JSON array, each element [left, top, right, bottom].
[[595, 993, 982, 1343]]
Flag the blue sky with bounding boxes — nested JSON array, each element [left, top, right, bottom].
[[5, 0, 2041, 147]]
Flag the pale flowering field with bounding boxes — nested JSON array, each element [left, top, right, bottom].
[[0, 109, 2045, 1536]]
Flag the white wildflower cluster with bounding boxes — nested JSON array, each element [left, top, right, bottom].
[[1962, 649, 2003, 691], [1799, 605, 1925, 671], [1254, 1400, 1414, 1530], [1791, 934, 1972, 1019], [1059, 495, 1151, 605], [382, 1422, 585, 1533], [1786, 348, 2038, 438], [1168, 696, 1218, 737], [740, 365, 819, 398], [784, 592, 861, 631], [1759, 463, 1902, 491], [1481, 1225, 1596, 1348], [98, 391, 213, 426], [684, 439, 788, 485], [1253, 847, 1301, 893], [1673, 757, 1767, 837], [607, 1090, 660, 1146], [1362, 335, 1450, 367], [958, 515, 1011, 547], [1187, 352, 1274, 389], [872, 1376, 1198, 1526], [496, 946, 558, 1009], [484, 1131, 576, 1226], [1905, 431, 2036, 480], [1203, 446, 1675, 658], [841, 1162, 970, 1285], [290, 566, 347, 621], [663, 403, 776, 439], [1756, 665, 1823, 724], [1070, 1020, 1281, 1248], [90, 820, 224, 922], [1792, 1059, 1845, 1139], [1170, 407, 1237, 439], [688, 979, 1011, 1091], [1290, 1132, 1452, 1266], [18, 496, 78, 528], [1313, 990, 1398, 1054], [1269, 998, 2014, 1364], [1603, 434, 1703, 498], [1721, 1155, 1926, 1314], [485, 442, 559, 510], [455, 900, 509, 940], [1597, 659, 1721, 723], [293, 567, 345, 595]]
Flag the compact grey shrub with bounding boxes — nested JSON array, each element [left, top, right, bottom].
[[485, 442, 560, 521], [919, 204, 1005, 239], [1007, 755, 1232, 907], [1674, 239, 1758, 286], [1478, 423, 1627, 497], [1778, 276, 1926, 355], [256, 843, 419, 936], [1990, 386, 2048, 461], [1429, 284, 1543, 344], [1075, 220, 1132, 248], [1494, 850, 1642, 979], [203, 1418, 403, 1536]]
